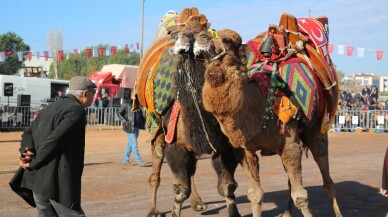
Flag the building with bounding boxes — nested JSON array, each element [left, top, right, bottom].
[[342, 73, 381, 91], [20, 55, 53, 77]]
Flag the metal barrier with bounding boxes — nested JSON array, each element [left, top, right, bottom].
[[1, 105, 387, 133], [333, 110, 388, 133]]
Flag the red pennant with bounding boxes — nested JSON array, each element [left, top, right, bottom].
[[328, 43, 334, 53], [86, 48, 92, 59], [44, 51, 49, 61], [346, 46, 354, 56], [26, 51, 32, 61], [5, 51, 13, 56], [98, 47, 104, 57], [125, 44, 129, 53], [136, 42, 140, 50], [57, 50, 64, 60], [377, 50, 384, 61], [74, 49, 79, 58], [111, 46, 117, 56]]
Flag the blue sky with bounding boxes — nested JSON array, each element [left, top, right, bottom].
[[1, 0, 387, 76]]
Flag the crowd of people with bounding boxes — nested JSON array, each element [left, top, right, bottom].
[[338, 85, 388, 111]]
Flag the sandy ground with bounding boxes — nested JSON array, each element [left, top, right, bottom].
[[0, 127, 387, 217]]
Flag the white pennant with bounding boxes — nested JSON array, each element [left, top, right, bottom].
[[0, 52, 5, 62], [357, 48, 365, 58], [106, 46, 111, 56], [93, 47, 98, 57], [66, 50, 70, 60], [18, 51, 24, 61], [337, 45, 344, 55], [36, 51, 40, 59]]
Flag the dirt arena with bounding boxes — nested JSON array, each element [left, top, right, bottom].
[[0, 127, 387, 217]]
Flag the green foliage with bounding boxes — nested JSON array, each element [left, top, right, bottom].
[[48, 46, 140, 80], [0, 32, 30, 75]]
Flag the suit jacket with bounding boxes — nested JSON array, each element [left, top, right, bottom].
[[19, 94, 86, 209]]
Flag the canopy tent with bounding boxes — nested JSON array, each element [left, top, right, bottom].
[[100, 64, 138, 88]]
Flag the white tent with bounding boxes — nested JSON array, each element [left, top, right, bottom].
[[100, 64, 138, 88]]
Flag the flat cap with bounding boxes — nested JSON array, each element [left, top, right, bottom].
[[69, 76, 97, 90]]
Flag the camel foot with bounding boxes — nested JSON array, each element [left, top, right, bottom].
[[147, 209, 165, 217], [228, 203, 241, 217], [190, 198, 207, 211]]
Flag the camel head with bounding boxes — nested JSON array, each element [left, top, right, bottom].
[[193, 30, 215, 57], [173, 18, 208, 55], [201, 28, 247, 88]]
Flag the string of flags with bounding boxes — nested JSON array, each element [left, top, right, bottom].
[[0, 42, 140, 62], [327, 43, 383, 60], [0, 42, 384, 62]]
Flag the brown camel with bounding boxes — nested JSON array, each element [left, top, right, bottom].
[[192, 28, 342, 217], [138, 16, 242, 217]]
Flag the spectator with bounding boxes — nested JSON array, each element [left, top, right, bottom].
[[370, 86, 379, 105], [361, 85, 371, 97], [13, 76, 96, 216], [117, 99, 150, 167], [379, 147, 388, 199], [54, 90, 64, 101]]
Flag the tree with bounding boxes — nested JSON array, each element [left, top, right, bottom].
[[0, 32, 30, 75], [47, 30, 63, 79], [48, 46, 140, 79]]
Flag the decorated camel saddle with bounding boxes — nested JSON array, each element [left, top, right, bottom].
[[245, 13, 339, 133], [135, 7, 210, 139]]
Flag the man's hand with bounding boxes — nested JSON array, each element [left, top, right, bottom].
[[379, 188, 388, 197], [19, 147, 34, 170]]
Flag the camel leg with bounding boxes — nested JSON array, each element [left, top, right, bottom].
[[280, 142, 312, 217], [236, 148, 264, 217], [306, 132, 343, 217], [282, 179, 293, 217], [147, 132, 165, 217], [164, 142, 197, 217], [212, 147, 241, 217], [190, 175, 207, 211]]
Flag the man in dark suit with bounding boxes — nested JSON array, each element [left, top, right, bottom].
[[17, 76, 96, 216]]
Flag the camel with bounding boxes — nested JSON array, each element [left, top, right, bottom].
[[192, 27, 343, 217], [137, 13, 242, 216]]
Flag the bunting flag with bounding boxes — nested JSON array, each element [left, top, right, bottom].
[[44, 51, 49, 61], [357, 48, 365, 58], [136, 42, 139, 50], [57, 50, 64, 60], [105, 46, 111, 56], [130, 44, 134, 52], [36, 51, 40, 59], [74, 49, 79, 58], [26, 52, 32, 61], [17, 51, 23, 61], [328, 43, 334, 53], [346, 46, 354, 56], [98, 47, 104, 57], [377, 50, 384, 61], [125, 44, 129, 54], [66, 50, 70, 60], [111, 46, 117, 56], [92, 47, 98, 58], [0, 52, 5, 62], [5, 51, 12, 56], [337, 45, 344, 55], [86, 48, 92, 59]]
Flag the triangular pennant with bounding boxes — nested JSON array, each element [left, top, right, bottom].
[[93, 47, 98, 57], [17, 51, 24, 61], [74, 49, 79, 58], [105, 46, 111, 56], [66, 50, 70, 60], [86, 48, 92, 59], [377, 50, 384, 61], [125, 44, 129, 53], [136, 42, 139, 50], [36, 51, 40, 59], [337, 45, 344, 55], [98, 47, 104, 57], [328, 43, 334, 53], [26, 52, 33, 61], [0, 52, 5, 62], [346, 46, 354, 56], [357, 48, 365, 58], [111, 46, 117, 56], [44, 51, 49, 61], [57, 50, 64, 60], [130, 44, 134, 52]]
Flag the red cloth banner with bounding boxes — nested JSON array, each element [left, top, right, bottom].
[[5, 51, 13, 56], [377, 50, 384, 61], [98, 47, 104, 57], [44, 51, 49, 61], [328, 43, 334, 53], [74, 49, 79, 58], [111, 46, 117, 56], [57, 50, 64, 60], [346, 46, 354, 56], [26, 51, 32, 61], [125, 44, 129, 53], [136, 42, 139, 50], [86, 48, 92, 59]]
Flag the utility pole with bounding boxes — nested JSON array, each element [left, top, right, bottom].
[[140, 0, 145, 59]]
